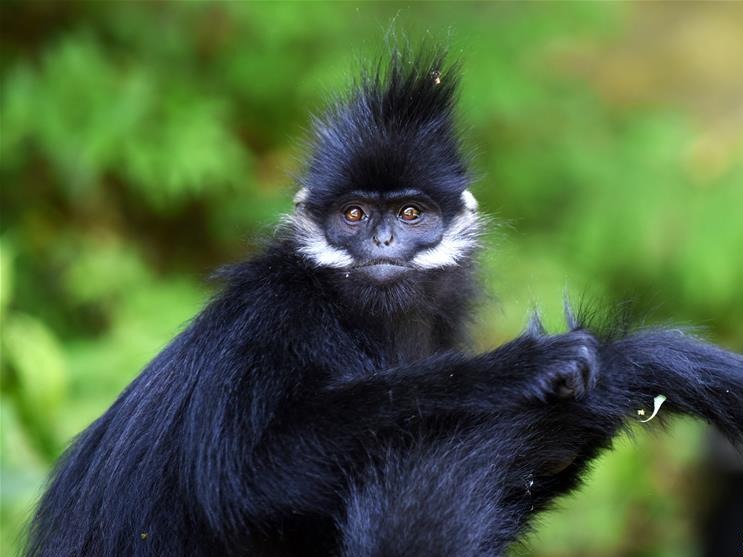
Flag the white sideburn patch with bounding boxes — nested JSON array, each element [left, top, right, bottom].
[[290, 191, 355, 268], [410, 190, 482, 270], [289, 189, 482, 270]]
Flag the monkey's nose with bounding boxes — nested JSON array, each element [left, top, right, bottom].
[[372, 232, 393, 247]]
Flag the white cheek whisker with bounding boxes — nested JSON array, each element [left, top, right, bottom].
[[411, 190, 483, 270], [285, 211, 355, 269], [287, 189, 482, 271]]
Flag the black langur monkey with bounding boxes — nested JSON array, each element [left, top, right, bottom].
[[26, 50, 743, 557]]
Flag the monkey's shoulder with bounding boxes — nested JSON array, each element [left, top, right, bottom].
[[199, 242, 354, 357]]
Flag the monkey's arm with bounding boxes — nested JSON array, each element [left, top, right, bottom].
[[244, 329, 598, 519], [325, 328, 597, 412]]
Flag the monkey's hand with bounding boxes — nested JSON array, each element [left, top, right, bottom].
[[524, 330, 599, 403]]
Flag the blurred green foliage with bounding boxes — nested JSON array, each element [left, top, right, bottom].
[[1, 2, 742, 556]]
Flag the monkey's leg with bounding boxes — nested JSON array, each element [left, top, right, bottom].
[[338, 430, 536, 557]]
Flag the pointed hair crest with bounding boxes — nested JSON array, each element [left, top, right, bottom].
[[358, 47, 461, 134], [300, 47, 470, 214]]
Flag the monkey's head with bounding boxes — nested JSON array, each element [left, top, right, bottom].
[[288, 50, 482, 313]]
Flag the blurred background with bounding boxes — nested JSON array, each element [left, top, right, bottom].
[[1, 2, 742, 556]]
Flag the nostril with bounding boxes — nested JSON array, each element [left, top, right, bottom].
[[373, 234, 393, 247], [373, 228, 394, 248]]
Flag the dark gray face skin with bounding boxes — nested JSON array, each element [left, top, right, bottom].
[[324, 189, 444, 285]]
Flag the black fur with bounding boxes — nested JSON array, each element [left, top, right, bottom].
[[25, 50, 743, 557]]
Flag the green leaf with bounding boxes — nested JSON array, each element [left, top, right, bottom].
[[1, 313, 67, 458], [0, 237, 13, 318]]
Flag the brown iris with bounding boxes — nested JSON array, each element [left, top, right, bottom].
[[399, 206, 421, 221], [344, 206, 365, 222]]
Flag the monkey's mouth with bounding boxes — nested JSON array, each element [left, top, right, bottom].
[[353, 260, 413, 284]]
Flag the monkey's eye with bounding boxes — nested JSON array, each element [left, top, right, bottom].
[[343, 206, 366, 223], [399, 205, 422, 222]]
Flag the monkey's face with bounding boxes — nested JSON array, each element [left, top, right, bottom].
[[322, 189, 444, 285], [290, 187, 482, 291]]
